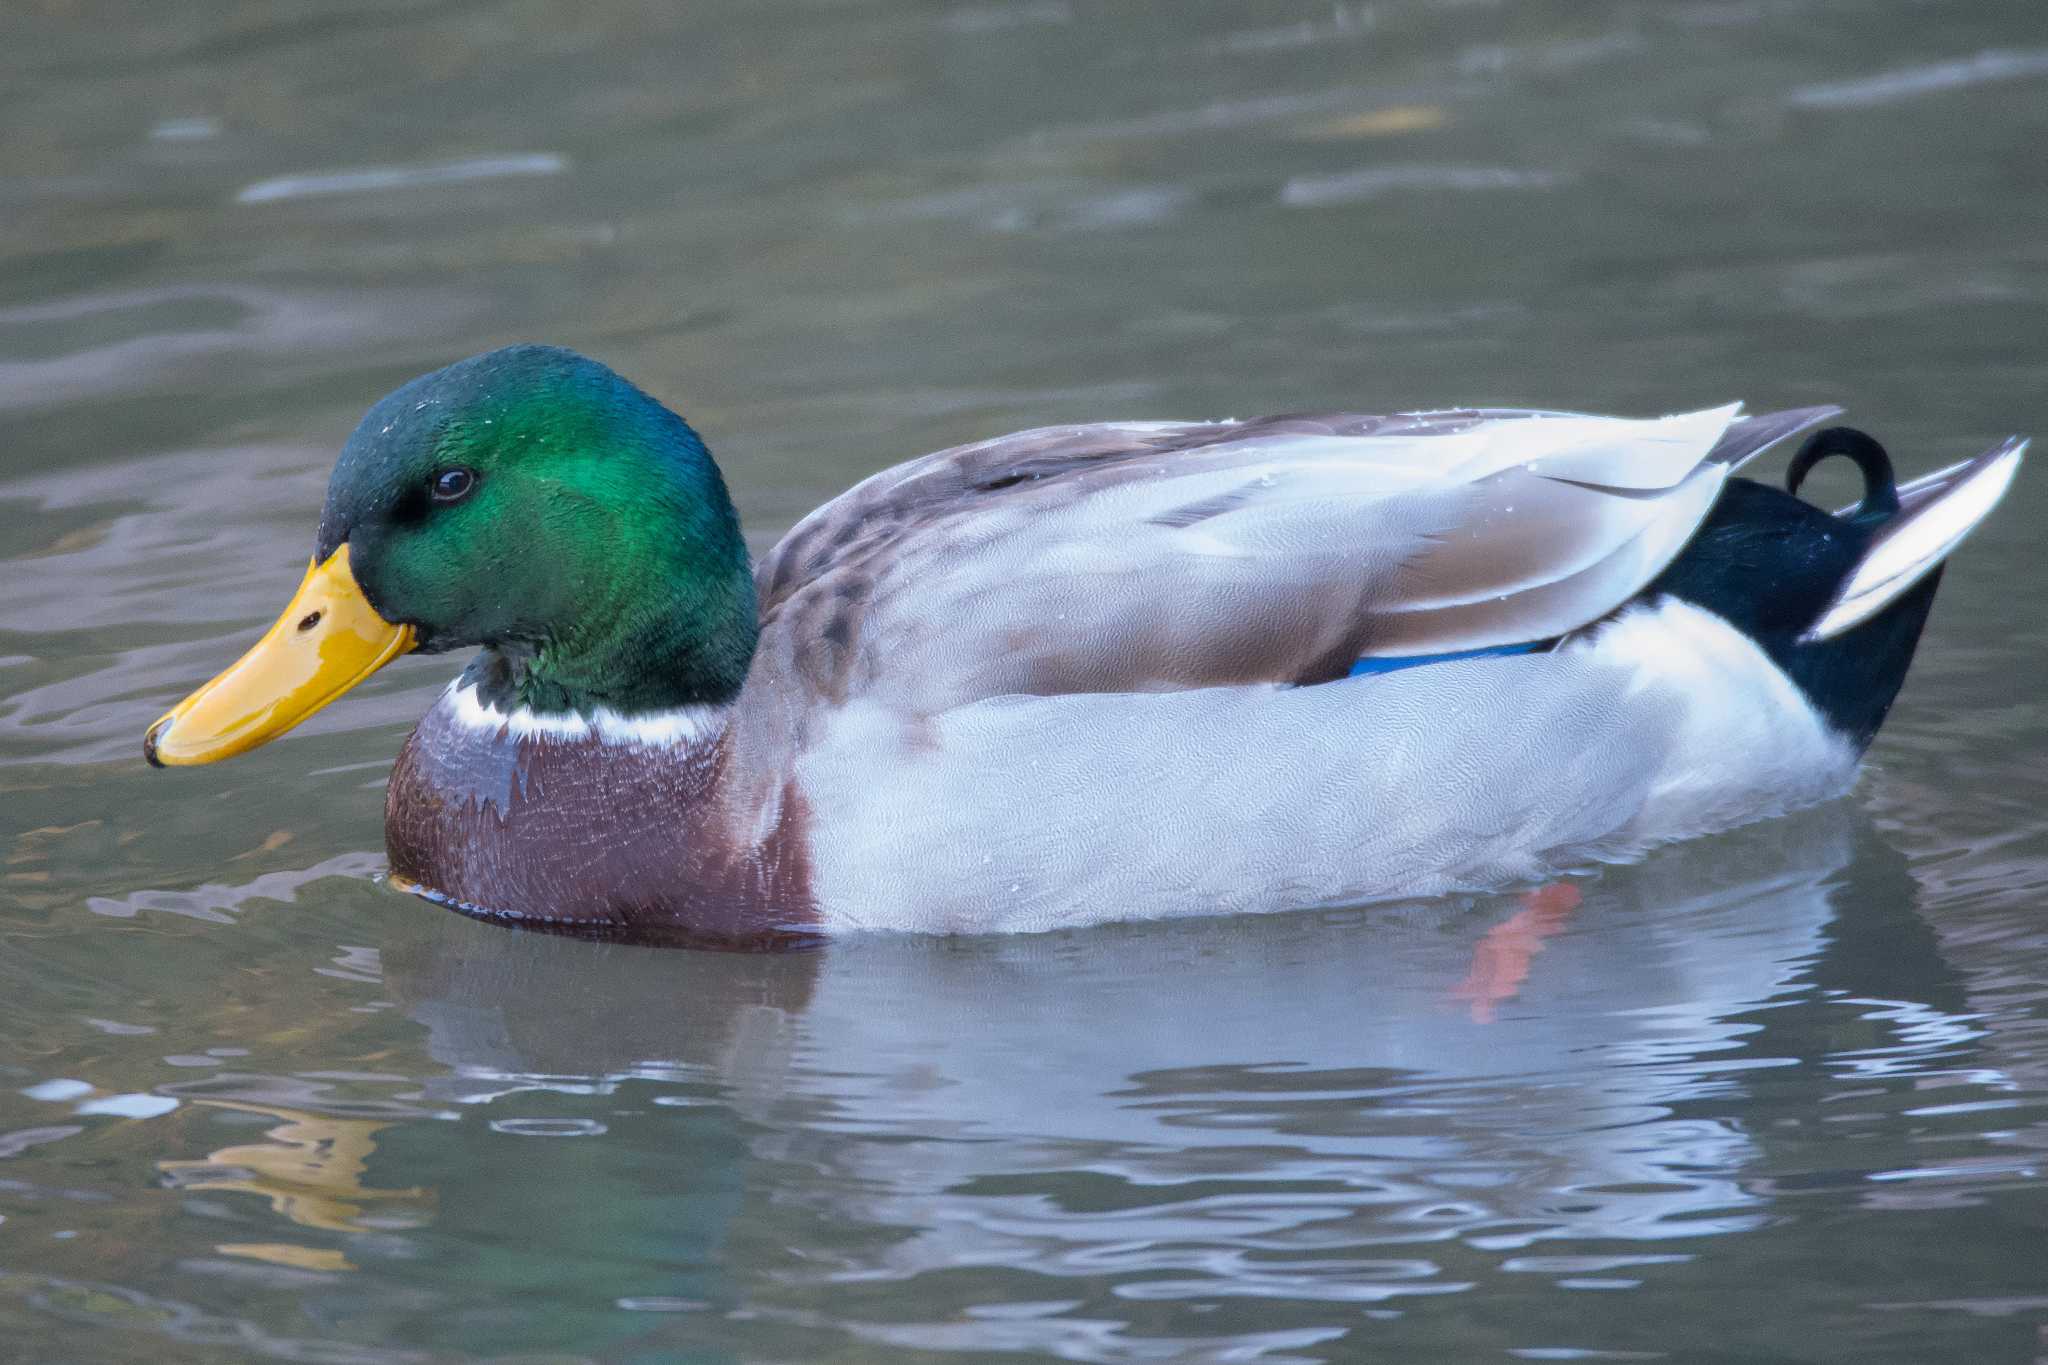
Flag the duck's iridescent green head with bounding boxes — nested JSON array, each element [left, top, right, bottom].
[[146, 346, 756, 766], [322, 345, 756, 707]]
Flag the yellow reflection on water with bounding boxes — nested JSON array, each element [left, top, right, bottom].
[[158, 1101, 435, 1252], [215, 1242, 357, 1272], [1295, 104, 1447, 139]]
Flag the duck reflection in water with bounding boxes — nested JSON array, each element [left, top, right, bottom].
[[357, 804, 1968, 1324]]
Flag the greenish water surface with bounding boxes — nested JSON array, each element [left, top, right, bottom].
[[3, 1, 2047, 1360]]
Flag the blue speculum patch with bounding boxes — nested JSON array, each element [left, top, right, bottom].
[[1347, 642, 1540, 678]]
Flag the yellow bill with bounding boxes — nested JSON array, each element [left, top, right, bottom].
[[145, 544, 416, 767]]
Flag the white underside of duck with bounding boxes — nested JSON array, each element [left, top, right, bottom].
[[795, 596, 1859, 934]]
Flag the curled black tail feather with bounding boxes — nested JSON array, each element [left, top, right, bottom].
[[1786, 426, 1900, 521], [1642, 428, 1933, 750]]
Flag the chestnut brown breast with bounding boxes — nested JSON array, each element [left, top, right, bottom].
[[384, 705, 820, 947]]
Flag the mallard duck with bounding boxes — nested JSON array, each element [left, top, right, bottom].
[[144, 346, 2023, 942]]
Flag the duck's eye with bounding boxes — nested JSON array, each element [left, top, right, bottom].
[[430, 468, 477, 503]]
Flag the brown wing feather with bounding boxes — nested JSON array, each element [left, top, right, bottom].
[[749, 407, 1834, 713], [757, 411, 1493, 618], [755, 413, 1502, 705]]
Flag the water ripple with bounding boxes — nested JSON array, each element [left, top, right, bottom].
[[235, 153, 569, 205], [1790, 49, 2048, 108], [1280, 165, 1568, 208]]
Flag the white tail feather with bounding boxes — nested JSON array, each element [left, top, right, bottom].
[[1805, 437, 2026, 642]]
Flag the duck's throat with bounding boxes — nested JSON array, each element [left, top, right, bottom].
[[465, 566, 759, 717]]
